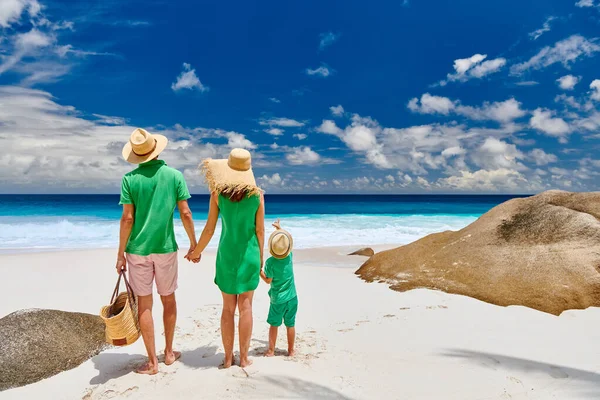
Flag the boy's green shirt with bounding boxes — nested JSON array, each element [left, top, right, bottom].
[[119, 159, 191, 256], [264, 253, 296, 305]]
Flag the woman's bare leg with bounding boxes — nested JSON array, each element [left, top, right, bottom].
[[220, 292, 237, 368], [238, 291, 254, 367]]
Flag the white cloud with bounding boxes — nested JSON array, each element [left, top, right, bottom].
[[471, 138, 525, 171], [408, 94, 526, 123], [442, 146, 466, 157], [306, 65, 332, 77], [529, 149, 558, 165], [319, 32, 340, 50], [225, 131, 256, 149], [259, 173, 284, 186], [591, 79, 600, 101], [438, 169, 528, 191], [171, 63, 209, 92], [330, 105, 344, 116], [556, 74, 580, 90], [285, 146, 322, 165], [316, 119, 343, 135], [530, 108, 571, 141], [456, 98, 527, 123], [440, 54, 506, 85], [0, 0, 40, 28], [265, 128, 284, 136], [408, 93, 455, 115], [293, 133, 307, 140], [511, 35, 600, 75], [514, 81, 540, 86], [260, 117, 305, 127], [269, 97, 281, 103], [529, 16, 556, 41], [0, 86, 255, 191], [416, 177, 431, 188], [575, 0, 594, 6]]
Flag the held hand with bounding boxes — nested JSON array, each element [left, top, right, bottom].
[[184, 246, 201, 263], [115, 255, 126, 274]]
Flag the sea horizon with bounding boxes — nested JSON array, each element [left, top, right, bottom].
[[0, 194, 529, 253]]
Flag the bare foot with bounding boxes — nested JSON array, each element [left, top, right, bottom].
[[135, 362, 158, 375], [264, 350, 275, 357], [287, 349, 296, 357], [219, 355, 234, 369], [164, 350, 181, 366], [240, 358, 253, 368]]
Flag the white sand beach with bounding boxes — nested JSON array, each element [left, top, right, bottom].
[[2, 247, 600, 400]]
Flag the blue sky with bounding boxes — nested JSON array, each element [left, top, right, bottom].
[[1, 0, 600, 193]]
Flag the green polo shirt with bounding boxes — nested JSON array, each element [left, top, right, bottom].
[[119, 159, 191, 256]]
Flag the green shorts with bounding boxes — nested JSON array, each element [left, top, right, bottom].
[[267, 296, 298, 327]]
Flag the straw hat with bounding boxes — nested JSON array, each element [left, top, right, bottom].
[[269, 229, 293, 259], [122, 128, 168, 164], [201, 148, 261, 196]]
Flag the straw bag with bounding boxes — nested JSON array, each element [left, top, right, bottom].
[[100, 271, 141, 346]]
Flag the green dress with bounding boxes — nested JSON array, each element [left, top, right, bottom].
[[215, 193, 261, 294]]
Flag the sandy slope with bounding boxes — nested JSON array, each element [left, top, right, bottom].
[[1, 248, 600, 399]]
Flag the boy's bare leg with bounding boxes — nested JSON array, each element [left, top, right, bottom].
[[136, 295, 159, 375], [220, 292, 238, 369], [161, 293, 180, 365], [265, 326, 278, 357], [286, 327, 296, 357]]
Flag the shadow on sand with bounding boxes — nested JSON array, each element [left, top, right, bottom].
[[178, 345, 220, 369], [255, 375, 354, 400], [89, 345, 220, 384], [442, 349, 600, 398]]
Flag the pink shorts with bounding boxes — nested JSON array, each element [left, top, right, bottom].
[[126, 252, 178, 296]]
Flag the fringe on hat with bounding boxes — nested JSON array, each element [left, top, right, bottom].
[[200, 160, 263, 197]]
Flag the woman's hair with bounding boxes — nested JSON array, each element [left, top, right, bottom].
[[225, 189, 249, 203]]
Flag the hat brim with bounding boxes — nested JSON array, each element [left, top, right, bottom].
[[122, 134, 168, 164], [268, 230, 293, 259], [201, 159, 260, 196]]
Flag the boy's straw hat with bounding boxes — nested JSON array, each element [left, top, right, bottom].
[[122, 128, 168, 164], [269, 228, 293, 259], [201, 148, 261, 196]]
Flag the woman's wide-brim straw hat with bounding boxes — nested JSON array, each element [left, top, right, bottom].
[[269, 229, 293, 259], [201, 148, 261, 196], [122, 128, 168, 164]]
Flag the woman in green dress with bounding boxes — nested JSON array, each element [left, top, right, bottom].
[[189, 148, 265, 369]]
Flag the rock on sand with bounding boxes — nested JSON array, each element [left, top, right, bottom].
[[348, 247, 375, 257], [0, 309, 107, 391], [356, 190, 600, 315]]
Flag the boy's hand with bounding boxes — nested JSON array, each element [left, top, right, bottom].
[[272, 218, 281, 230]]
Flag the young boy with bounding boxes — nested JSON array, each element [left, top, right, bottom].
[[260, 219, 297, 357]]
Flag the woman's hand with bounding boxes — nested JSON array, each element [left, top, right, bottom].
[[185, 247, 201, 263], [272, 218, 281, 230]]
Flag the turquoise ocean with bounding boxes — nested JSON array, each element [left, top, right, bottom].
[[0, 195, 527, 253]]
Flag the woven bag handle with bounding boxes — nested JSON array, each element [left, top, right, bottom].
[[110, 270, 137, 306]]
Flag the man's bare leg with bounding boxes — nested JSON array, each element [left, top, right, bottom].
[[136, 294, 158, 375], [161, 293, 180, 365], [286, 327, 296, 357], [238, 291, 254, 368], [265, 325, 277, 357], [220, 292, 237, 369]]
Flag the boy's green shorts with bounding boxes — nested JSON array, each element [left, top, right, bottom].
[[267, 296, 298, 327]]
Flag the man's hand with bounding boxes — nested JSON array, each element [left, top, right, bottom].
[[116, 254, 126, 274], [184, 245, 201, 263]]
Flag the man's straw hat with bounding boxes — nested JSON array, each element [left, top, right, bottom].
[[201, 148, 261, 196], [269, 229, 293, 259], [122, 128, 168, 164]]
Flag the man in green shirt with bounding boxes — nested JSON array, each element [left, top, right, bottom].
[[116, 128, 197, 375]]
